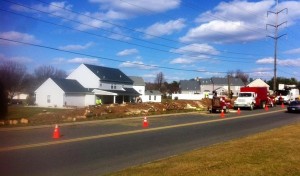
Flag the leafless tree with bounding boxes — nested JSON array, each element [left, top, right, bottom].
[[0, 61, 27, 101], [154, 72, 165, 90], [227, 69, 249, 85], [33, 65, 67, 86]]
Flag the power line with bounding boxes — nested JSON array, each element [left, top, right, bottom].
[[28, 0, 270, 58], [0, 7, 258, 63], [0, 37, 268, 75]]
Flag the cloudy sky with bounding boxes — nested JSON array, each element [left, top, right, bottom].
[[0, 0, 300, 82]]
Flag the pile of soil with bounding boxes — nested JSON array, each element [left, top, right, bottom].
[[26, 99, 214, 125]]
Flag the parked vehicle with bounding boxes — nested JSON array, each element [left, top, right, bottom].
[[275, 88, 299, 105], [234, 87, 274, 110], [209, 96, 230, 113], [287, 100, 300, 113]]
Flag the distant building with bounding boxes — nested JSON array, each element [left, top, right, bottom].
[[130, 76, 162, 103], [247, 78, 270, 91]]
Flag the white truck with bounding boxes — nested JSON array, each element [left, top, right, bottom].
[[234, 87, 274, 110], [275, 84, 300, 104]]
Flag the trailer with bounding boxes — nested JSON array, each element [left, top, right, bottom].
[[209, 96, 230, 113], [234, 87, 274, 110]]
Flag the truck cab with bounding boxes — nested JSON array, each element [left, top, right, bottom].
[[275, 88, 300, 105], [234, 92, 256, 110]]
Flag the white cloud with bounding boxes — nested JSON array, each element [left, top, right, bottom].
[[89, 0, 180, 19], [256, 57, 300, 66], [181, 0, 276, 44], [284, 48, 300, 54], [171, 43, 219, 55], [117, 49, 138, 56], [59, 42, 93, 51], [67, 57, 98, 64], [119, 61, 156, 70], [170, 43, 219, 64], [256, 57, 274, 64], [142, 19, 186, 39], [0, 31, 39, 45], [0, 54, 33, 63], [170, 57, 194, 64]]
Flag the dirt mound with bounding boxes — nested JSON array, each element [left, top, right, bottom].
[[15, 99, 213, 126]]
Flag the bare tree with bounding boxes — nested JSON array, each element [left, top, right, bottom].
[[0, 61, 27, 101], [227, 69, 249, 85], [154, 72, 165, 90], [236, 69, 249, 85], [33, 65, 67, 87]]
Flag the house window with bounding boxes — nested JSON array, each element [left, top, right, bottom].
[[154, 96, 156, 100], [47, 95, 51, 103], [111, 84, 117, 89], [99, 83, 102, 87], [149, 95, 151, 100]]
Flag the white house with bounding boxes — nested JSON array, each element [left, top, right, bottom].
[[130, 76, 162, 103], [35, 64, 141, 107], [35, 78, 93, 107], [247, 78, 270, 90]]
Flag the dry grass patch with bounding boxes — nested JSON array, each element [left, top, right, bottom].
[[107, 123, 300, 176]]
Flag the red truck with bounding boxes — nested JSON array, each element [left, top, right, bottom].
[[233, 87, 274, 110]]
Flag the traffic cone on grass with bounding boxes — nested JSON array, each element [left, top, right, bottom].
[[220, 110, 225, 118], [143, 117, 149, 128], [52, 124, 61, 139]]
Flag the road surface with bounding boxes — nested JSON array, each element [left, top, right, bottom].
[[0, 107, 299, 176]]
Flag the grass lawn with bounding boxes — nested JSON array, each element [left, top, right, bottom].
[[107, 122, 300, 176], [6, 106, 67, 119]]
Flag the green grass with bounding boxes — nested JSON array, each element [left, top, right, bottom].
[[6, 106, 67, 119], [107, 123, 300, 176]]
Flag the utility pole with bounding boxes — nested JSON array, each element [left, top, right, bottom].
[[266, 0, 287, 92]]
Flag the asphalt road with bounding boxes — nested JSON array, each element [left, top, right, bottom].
[[0, 107, 299, 176]]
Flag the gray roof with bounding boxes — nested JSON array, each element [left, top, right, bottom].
[[84, 64, 133, 84], [109, 88, 141, 96], [200, 77, 244, 86], [52, 78, 87, 93], [179, 80, 200, 91], [145, 90, 161, 95], [129, 76, 145, 86]]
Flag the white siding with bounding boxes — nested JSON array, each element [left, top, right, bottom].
[[172, 94, 204, 100], [67, 64, 99, 88], [141, 95, 161, 102], [99, 82, 125, 90], [35, 78, 65, 107], [85, 94, 96, 106], [133, 85, 145, 95], [65, 94, 85, 107]]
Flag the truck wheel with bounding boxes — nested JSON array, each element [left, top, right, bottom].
[[260, 101, 266, 109], [250, 104, 254, 111]]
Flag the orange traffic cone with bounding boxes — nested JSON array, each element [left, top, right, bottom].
[[265, 105, 269, 111], [237, 108, 241, 115], [281, 102, 284, 108], [143, 117, 149, 128], [52, 124, 61, 139], [220, 110, 225, 118]]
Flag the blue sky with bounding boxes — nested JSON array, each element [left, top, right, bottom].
[[0, 0, 300, 82]]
